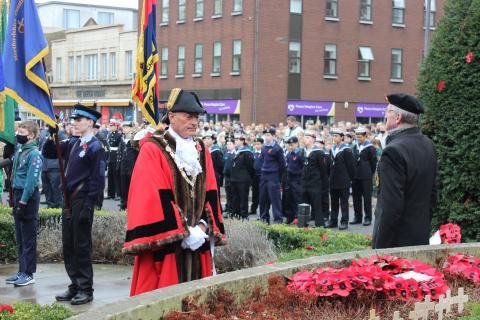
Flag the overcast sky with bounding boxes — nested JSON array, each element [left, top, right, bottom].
[[35, 0, 138, 10]]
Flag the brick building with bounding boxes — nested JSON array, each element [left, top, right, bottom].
[[145, 0, 443, 125]]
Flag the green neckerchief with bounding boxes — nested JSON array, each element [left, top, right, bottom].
[[12, 141, 38, 180]]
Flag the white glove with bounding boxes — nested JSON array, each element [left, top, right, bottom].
[[181, 225, 209, 251]]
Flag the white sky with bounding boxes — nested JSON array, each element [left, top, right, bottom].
[[35, 0, 138, 10]]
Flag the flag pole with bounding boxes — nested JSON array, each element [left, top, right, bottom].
[[42, 58, 71, 218]]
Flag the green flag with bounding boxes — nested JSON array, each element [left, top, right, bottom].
[[0, 0, 15, 144]]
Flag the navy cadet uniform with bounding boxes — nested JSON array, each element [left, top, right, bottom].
[[46, 104, 106, 305], [351, 128, 377, 226], [326, 129, 356, 230], [106, 122, 122, 199], [283, 137, 303, 224], [230, 141, 255, 219], [316, 136, 331, 222], [250, 138, 263, 215], [222, 137, 236, 216], [259, 128, 285, 224], [205, 132, 224, 200]]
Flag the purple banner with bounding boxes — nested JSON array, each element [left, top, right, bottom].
[[356, 103, 388, 118], [286, 100, 335, 116], [201, 100, 240, 114]]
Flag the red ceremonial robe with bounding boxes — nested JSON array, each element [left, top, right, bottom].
[[123, 131, 226, 296]]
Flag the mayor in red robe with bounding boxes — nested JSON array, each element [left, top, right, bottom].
[[123, 88, 226, 296]]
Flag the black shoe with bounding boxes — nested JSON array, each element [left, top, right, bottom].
[[339, 222, 348, 230], [363, 218, 372, 226], [55, 289, 77, 302], [325, 220, 337, 228], [71, 292, 94, 305], [350, 218, 362, 224]]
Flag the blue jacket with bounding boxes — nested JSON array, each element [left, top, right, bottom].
[[12, 142, 42, 203], [260, 141, 285, 179], [253, 150, 263, 176], [286, 148, 303, 178]]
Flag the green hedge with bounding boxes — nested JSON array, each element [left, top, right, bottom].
[[0, 206, 118, 263], [257, 223, 372, 262], [0, 302, 73, 320]]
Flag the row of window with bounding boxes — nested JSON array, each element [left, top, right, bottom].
[[290, 0, 437, 27], [161, 0, 243, 24], [289, 42, 404, 80], [55, 51, 133, 82], [159, 40, 242, 78], [64, 9, 114, 29]]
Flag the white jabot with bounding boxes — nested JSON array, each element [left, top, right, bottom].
[[168, 128, 203, 177]]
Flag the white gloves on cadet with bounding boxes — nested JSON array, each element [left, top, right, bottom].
[[181, 225, 209, 251]]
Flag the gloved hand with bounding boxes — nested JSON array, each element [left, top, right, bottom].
[[181, 225, 209, 251], [14, 203, 27, 220], [80, 206, 93, 223], [48, 125, 59, 136]]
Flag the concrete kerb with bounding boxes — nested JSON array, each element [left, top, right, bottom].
[[70, 243, 480, 320]]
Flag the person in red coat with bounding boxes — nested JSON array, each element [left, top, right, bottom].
[[123, 88, 226, 296]]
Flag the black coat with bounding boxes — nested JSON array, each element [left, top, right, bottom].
[[353, 143, 377, 180], [372, 127, 437, 249], [302, 148, 328, 190], [107, 131, 122, 164], [230, 149, 255, 183], [210, 147, 224, 187], [329, 145, 356, 189]]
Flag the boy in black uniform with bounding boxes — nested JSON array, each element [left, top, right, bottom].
[[45, 104, 106, 305], [231, 135, 255, 219], [222, 137, 236, 217], [284, 136, 303, 224], [315, 136, 331, 223], [326, 128, 356, 230], [351, 127, 377, 226], [106, 121, 122, 199], [302, 130, 328, 227], [250, 137, 263, 215], [203, 131, 224, 199]]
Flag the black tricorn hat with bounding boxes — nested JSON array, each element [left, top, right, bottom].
[[386, 93, 424, 114], [70, 103, 102, 122], [162, 88, 206, 124]]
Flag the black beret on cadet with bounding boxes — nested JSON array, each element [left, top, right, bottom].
[[286, 136, 299, 144], [386, 93, 424, 114], [263, 127, 276, 135]]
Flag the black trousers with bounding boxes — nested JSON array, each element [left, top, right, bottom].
[[284, 179, 302, 223], [352, 179, 373, 221], [302, 188, 324, 227], [62, 196, 94, 294], [232, 181, 250, 218], [13, 188, 40, 276], [321, 188, 330, 221], [107, 163, 117, 198], [224, 180, 234, 214], [250, 175, 260, 214], [120, 173, 131, 210], [330, 188, 350, 224]]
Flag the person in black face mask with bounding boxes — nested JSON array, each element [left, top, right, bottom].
[[5, 121, 42, 287]]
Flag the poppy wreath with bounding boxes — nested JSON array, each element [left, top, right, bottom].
[[0, 304, 14, 314], [288, 255, 448, 302], [439, 223, 462, 244], [442, 253, 480, 284]]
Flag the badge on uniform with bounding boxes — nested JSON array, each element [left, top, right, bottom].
[[79, 143, 88, 158]]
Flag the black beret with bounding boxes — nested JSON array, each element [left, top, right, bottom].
[[254, 137, 264, 144], [286, 136, 298, 144], [263, 127, 276, 135], [386, 93, 424, 114]]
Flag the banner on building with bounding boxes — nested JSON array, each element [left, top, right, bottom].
[[286, 101, 335, 116], [201, 99, 240, 114], [356, 103, 387, 118]]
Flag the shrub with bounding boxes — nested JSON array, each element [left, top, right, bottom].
[[214, 220, 277, 273], [0, 302, 73, 320]]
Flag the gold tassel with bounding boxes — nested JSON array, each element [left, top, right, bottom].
[[166, 88, 182, 110]]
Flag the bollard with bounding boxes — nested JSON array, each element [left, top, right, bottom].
[[297, 203, 311, 228]]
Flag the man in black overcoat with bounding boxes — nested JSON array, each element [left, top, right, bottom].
[[372, 93, 437, 249]]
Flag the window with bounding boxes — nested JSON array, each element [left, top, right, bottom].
[[195, 0, 204, 18], [85, 54, 98, 80], [177, 45, 185, 75], [392, 0, 405, 25], [212, 41, 222, 73], [324, 44, 337, 76], [424, 0, 436, 28], [232, 40, 241, 73], [68, 56, 74, 82], [125, 50, 133, 79], [288, 41, 301, 74], [358, 46, 374, 78], [233, 0, 243, 14], [101, 53, 108, 80], [56, 57, 62, 82], [110, 52, 117, 79], [194, 44, 203, 74], [360, 0, 372, 21], [162, 0, 169, 23], [161, 47, 168, 76], [76, 55, 82, 81], [326, 0, 338, 18], [290, 0, 302, 14], [214, 0, 223, 16], [63, 9, 80, 29], [178, 0, 186, 21], [391, 48, 403, 80], [98, 12, 114, 24]]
